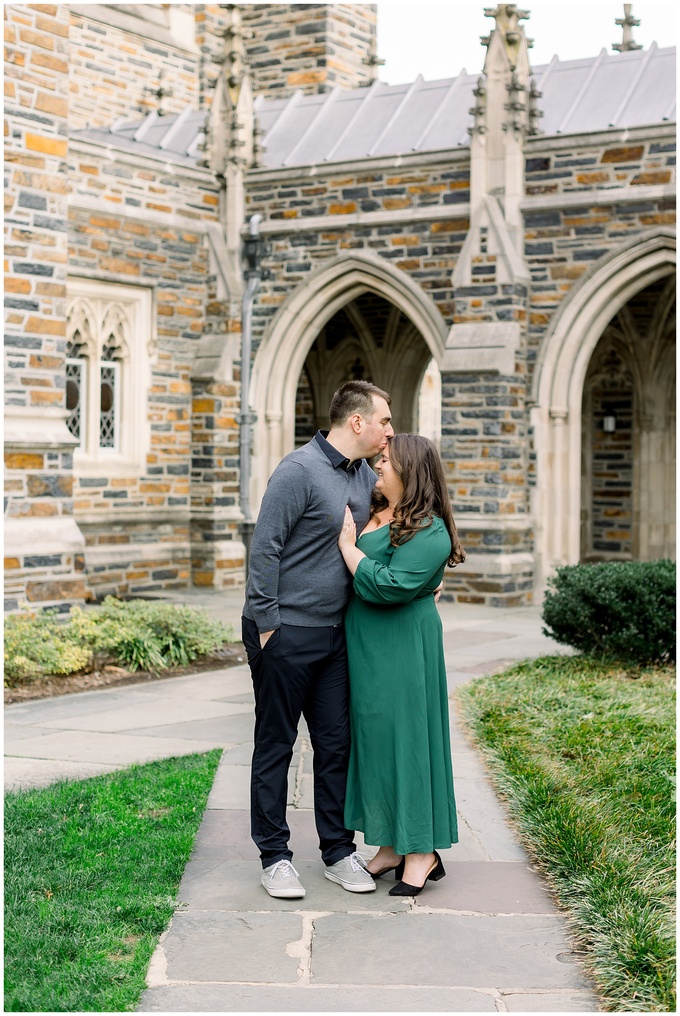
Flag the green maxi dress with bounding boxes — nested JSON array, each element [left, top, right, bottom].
[[344, 516, 458, 855]]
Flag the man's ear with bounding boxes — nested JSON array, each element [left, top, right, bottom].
[[350, 413, 363, 434]]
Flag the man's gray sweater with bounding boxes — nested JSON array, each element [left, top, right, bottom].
[[243, 434, 376, 632]]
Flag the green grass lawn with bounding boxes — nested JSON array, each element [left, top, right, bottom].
[[457, 657, 676, 1012], [4, 750, 221, 1013]]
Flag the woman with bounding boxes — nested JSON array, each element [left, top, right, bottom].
[[338, 433, 465, 896]]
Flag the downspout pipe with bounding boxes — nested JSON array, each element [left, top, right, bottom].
[[239, 213, 265, 578]]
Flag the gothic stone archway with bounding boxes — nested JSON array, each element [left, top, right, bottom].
[[294, 292, 436, 445], [250, 251, 448, 510], [581, 276, 675, 562], [531, 229, 676, 588]]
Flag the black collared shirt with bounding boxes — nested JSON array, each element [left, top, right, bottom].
[[314, 430, 361, 472]]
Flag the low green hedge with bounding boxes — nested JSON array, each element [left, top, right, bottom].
[[542, 559, 675, 664], [4, 597, 235, 686]]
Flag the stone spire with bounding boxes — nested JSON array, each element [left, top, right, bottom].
[[481, 4, 532, 72], [196, 5, 261, 314], [468, 4, 542, 225], [479, 5, 536, 139], [613, 4, 642, 53], [448, 2, 533, 380], [202, 3, 256, 179]]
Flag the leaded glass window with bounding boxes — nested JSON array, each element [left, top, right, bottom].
[[66, 280, 152, 474], [99, 339, 120, 450], [66, 333, 87, 446]]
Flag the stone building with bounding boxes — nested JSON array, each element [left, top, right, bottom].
[[4, 3, 676, 611]]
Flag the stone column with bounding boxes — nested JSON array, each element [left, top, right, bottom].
[[4, 4, 86, 612], [439, 5, 540, 606]]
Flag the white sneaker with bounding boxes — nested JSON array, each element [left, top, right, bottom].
[[324, 851, 376, 892], [261, 859, 306, 898]]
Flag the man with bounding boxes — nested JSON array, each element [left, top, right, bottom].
[[242, 380, 394, 899]]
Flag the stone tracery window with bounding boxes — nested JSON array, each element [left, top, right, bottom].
[[66, 280, 153, 476], [66, 331, 88, 447]]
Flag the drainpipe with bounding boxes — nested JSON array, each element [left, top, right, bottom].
[[239, 213, 268, 578]]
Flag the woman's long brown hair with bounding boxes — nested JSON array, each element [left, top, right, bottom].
[[370, 433, 465, 567]]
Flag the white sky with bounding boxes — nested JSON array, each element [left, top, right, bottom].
[[376, 3, 677, 84]]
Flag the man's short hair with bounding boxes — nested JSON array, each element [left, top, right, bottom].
[[329, 380, 391, 427]]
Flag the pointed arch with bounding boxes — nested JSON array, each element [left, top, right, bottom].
[[66, 278, 153, 476], [530, 228, 676, 586], [100, 302, 132, 362], [66, 297, 97, 358], [532, 228, 676, 410], [250, 251, 449, 504]]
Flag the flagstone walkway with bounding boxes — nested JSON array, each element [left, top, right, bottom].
[[4, 595, 600, 1012]]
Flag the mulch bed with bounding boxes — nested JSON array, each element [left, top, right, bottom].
[[4, 644, 247, 705]]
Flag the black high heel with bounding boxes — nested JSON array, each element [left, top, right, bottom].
[[388, 851, 446, 897], [367, 857, 405, 879]]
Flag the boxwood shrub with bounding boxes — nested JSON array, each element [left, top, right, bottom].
[[542, 559, 676, 664]]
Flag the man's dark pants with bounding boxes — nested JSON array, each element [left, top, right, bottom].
[[241, 617, 356, 869]]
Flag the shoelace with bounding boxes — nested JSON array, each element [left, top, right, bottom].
[[270, 860, 300, 879], [348, 851, 367, 872]]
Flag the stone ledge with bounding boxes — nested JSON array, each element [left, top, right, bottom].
[[5, 517, 86, 557], [442, 322, 522, 375], [77, 508, 191, 526], [71, 4, 198, 53], [257, 201, 471, 235], [452, 552, 534, 576], [85, 541, 191, 568], [4, 407, 77, 450], [456, 518, 533, 532]]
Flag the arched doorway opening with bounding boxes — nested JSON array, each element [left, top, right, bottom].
[[581, 276, 675, 562], [294, 292, 439, 446], [251, 251, 448, 510], [531, 229, 676, 589]]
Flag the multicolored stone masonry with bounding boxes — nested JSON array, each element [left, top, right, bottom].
[[3, 5, 676, 609], [242, 4, 377, 97], [4, 3, 86, 611]]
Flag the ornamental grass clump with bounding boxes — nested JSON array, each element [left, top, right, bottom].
[[542, 559, 675, 664], [4, 597, 234, 686], [458, 657, 676, 1012]]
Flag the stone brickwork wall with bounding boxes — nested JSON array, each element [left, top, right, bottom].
[[523, 130, 676, 376], [3, 5, 676, 611], [437, 129, 674, 604], [241, 130, 675, 604], [248, 162, 470, 223], [190, 373, 243, 589], [246, 159, 471, 344], [4, 4, 69, 412], [242, 4, 377, 97], [587, 384, 634, 559], [4, 3, 87, 612], [244, 157, 536, 605], [440, 318, 532, 604], [67, 145, 221, 598], [524, 138, 675, 198], [295, 368, 316, 446], [68, 7, 199, 130]]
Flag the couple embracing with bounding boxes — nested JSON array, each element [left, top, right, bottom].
[[242, 381, 465, 900]]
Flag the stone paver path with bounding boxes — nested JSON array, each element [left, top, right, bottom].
[[4, 599, 600, 1012]]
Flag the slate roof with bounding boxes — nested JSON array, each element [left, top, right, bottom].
[[74, 106, 207, 167], [73, 44, 676, 169]]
